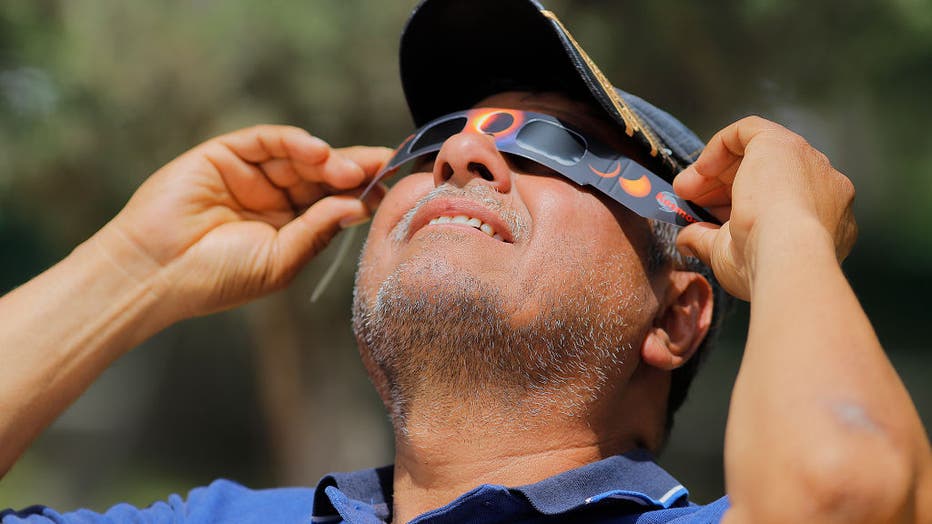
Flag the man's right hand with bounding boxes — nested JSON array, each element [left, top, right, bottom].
[[0, 126, 391, 477], [101, 125, 391, 321]]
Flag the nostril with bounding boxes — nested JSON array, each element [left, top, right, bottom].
[[440, 162, 454, 181], [468, 162, 494, 181]]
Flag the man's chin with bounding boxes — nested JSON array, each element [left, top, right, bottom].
[[379, 254, 491, 305], [396, 232, 517, 282]]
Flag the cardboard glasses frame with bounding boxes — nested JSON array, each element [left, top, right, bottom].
[[360, 107, 719, 227]]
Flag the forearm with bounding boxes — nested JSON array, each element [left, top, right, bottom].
[[0, 224, 175, 476], [725, 221, 931, 522]]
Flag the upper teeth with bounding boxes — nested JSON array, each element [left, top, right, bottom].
[[428, 215, 505, 241]]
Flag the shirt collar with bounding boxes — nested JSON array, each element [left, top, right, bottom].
[[311, 465, 394, 523], [310, 449, 689, 523], [512, 448, 690, 514]]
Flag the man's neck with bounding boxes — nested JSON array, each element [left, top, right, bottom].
[[389, 397, 641, 523]]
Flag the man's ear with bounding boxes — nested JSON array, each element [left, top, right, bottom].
[[640, 271, 714, 371]]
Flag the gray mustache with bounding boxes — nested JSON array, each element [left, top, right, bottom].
[[393, 183, 527, 243]]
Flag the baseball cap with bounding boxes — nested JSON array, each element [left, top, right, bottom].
[[399, 0, 704, 184]]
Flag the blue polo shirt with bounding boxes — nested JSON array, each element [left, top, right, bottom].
[[2, 449, 729, 523]]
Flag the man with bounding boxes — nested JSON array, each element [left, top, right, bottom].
[[1, 0, 930, 522]]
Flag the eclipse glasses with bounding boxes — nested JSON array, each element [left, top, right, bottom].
[[362, 108, 718, 227]]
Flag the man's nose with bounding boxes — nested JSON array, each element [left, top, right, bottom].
[[432, 132, 512, 193]]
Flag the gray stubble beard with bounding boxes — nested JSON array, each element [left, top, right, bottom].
[[351, 244, 639, 436]]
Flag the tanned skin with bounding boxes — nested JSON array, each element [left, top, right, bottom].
[[0, 93, 928, 523]]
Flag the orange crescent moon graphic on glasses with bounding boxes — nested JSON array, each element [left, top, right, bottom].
[[588, 162, 621, 178], [619, 174, 652, 198]]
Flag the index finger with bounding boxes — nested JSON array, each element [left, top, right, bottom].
[[328, 146, 395, 189], [218, 125, 330, 166], [282, 145, 393, 197], [285, 144, 394, 191], [218, 125, 371, 189], [674, 116, 788, 202], [698, 116, 789, 178]]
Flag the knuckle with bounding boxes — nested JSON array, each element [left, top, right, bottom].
[[752, 130, 802, 158], [740, 114, 771, 127], [846, 218, 859, 247], [838, 173, 856, 200], [244, 124, 272, 135], [280, 124, 312, 139], [780, 130, 811, 150], [250, 124, 305, 140], [830, 169, 856, 209], [808, 146, 831, 168], [339, 145, 366, 155], [740, 115, 787, 135], [839, 212, 859, 256], [199, 139, 228, 159]]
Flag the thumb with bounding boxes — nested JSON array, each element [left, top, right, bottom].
[[274, 195, 371, 275], [676, 222, 721, 267]]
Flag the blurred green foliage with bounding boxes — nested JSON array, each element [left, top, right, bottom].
[[1, 0, 930, 511]]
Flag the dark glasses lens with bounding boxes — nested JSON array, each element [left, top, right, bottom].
[[409, 116, 468, 154], [478, 112, 515, 134], [515, 119, 587, 167]]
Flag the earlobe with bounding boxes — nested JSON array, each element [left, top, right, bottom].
[[640, 272, 714, 371], [641, 327, 681, 370]]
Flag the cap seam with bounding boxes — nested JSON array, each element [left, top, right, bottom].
[[540, 9, 678, 173]]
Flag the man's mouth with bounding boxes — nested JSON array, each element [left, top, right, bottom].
[[426, 215, 505, 242], [398, 192, 520, 245]]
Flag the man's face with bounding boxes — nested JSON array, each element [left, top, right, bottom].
[[352, 92, 663, 422]]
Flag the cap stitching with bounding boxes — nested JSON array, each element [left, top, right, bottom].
[[541, 9, 676, 172]]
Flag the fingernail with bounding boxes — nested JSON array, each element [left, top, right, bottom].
[[340, 215, 371, 229]]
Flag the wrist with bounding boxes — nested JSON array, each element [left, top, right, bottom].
[[93, 222, 163, 284], [746, 214, 839, 295], [87, 223, 184, 331]]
